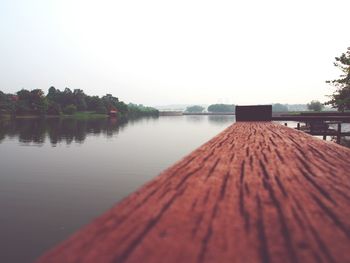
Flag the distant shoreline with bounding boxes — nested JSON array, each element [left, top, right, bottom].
[[0, 111, 161, 120], [159, 111, 236, 116], [183, 112, 235, 115], [0, 112, 108, 120]]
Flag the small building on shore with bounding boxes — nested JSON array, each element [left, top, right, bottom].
[[109, 109, 118, 117]]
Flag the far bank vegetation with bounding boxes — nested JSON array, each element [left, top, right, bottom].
[[0, 87, 158, 119]]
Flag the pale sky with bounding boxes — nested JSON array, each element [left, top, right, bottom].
[[1, 0, 349, 106]]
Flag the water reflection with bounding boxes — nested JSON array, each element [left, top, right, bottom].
[[0, 116, 158, 145], [208, 115, 235, 125], [183, 115, 235, 125], [184, 115, 203, 123], [331, 136, 350, 147]]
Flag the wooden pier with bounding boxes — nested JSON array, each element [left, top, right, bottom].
[[37, 121, 350, 263]]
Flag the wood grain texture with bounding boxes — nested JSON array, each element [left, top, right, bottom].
[[37, 122, 350, 263]]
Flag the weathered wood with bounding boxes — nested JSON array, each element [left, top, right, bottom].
[[337, 123, 342, 144], [37, 122, 350, 263]]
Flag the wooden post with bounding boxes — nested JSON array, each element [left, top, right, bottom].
[[284, 122, 287, 126], [37, 123, 350, 263], [337, 122, 341, 144], [323, 135, 327, 140], [297, 123, 300, 130], [235, 105, 272, 121]]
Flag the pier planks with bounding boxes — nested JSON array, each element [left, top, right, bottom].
[[37, 122, 350, 263]]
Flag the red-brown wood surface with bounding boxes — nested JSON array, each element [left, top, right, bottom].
[[37, 122, 350, 263]]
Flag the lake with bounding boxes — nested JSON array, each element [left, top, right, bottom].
[[0, 115, 349, 262]]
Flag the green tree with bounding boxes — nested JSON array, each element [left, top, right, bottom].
[[115, 101, 128, 114], [62, 88, 74, 107], [47, 87, 64, 108], [47, 101, 62, 115], [185, 105, 205, 113], [208, 104, 235, 112], [272, 103, 288, 112], [325, 47, 350, 111], [16, 89, 47, 114], [16, 89, 32, 114], [0, 91, 16, 115], [127, 103, 159, 116], [95, 105, 107, 114], [73, 89, 87, 111], [307, 100, 324, 112], [102, 94, 119, 111], [30, 89, 48, 114], [63, 104, 77, 115], [86, 96, 103, 111], [47, 86, 59, 100]]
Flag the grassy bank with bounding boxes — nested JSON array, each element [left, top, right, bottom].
[[0, 110, 160, 121], [62, 111, 108, 119], [0, 111, 108, 120]]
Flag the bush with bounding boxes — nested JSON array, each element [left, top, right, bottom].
[[47, 102, 62, 115], [307, 100, 324, 112], [272, 103, 288, 112], [208, 104, 235, 112], [127, 103, 159, 116], [95, 105, 107, 114], [63, 104, 77, 115], [185, 105, 205, 113]]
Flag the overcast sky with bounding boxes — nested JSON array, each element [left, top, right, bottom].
[[1, 0, 349, 106]]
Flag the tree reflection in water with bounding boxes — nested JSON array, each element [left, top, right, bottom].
[[208, 115, 235, 126], [0, 116, 158, 145]]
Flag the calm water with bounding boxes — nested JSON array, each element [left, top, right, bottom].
[[0, 115, 235, 263]]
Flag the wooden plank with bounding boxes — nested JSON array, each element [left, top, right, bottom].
[[37, 122, 350, 263]]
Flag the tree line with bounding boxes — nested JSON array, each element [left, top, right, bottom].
[[185, 104, 236, 113], [0, 87, 158, 117], [186, 103, 290, 113]]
